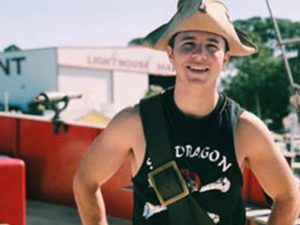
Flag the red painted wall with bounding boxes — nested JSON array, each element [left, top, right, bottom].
[[0, 115, 134, 219], [242, 166, 268, 207], [0, 116, 18, 156]]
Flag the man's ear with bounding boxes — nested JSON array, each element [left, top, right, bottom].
[[223, 52, 231, 66], [166, 45, 174, 64]]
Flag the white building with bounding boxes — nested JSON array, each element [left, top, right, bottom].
[[0, 46, 175, 119]]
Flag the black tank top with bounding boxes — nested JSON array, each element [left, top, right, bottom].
[[133, 88, 245, 225]]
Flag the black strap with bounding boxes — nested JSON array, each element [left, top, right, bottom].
[[139, 94, 172, 167], [139, 93, 214, 225]]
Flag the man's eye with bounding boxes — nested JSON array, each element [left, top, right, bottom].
[[181, 42, 195, 50], [183, 42, 194, 46], [207, 44, 218, 50]]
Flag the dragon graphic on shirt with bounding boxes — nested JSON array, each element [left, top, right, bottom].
[[142, 143, 233, 223], [180, 169, 231, 193]]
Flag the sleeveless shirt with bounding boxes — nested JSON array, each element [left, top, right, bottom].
[[132, 87, 245, 225]]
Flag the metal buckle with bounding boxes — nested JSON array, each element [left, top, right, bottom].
[[148, 161, 189, 206]]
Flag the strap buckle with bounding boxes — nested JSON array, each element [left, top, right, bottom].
[[148, 161, 189, 206]]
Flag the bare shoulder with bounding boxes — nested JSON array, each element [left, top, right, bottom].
[[76, 105, 144, 184], [102, 105, 143, 144], [235, 111, 275, 165], [107, 105, 141, 127], [236, 111, 272, 142]]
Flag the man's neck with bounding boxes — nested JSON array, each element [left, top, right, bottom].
[[173, 84, 219, 118]]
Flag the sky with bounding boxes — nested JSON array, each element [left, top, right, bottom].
[[0, 0, 299, 51]]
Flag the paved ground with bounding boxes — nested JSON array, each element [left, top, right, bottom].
[[27, 200, 131, 225]]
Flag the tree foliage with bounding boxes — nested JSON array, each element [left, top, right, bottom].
[[222, 17, 300, 131]]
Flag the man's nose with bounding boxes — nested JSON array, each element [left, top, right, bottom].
[[191, 46, 208, 60]]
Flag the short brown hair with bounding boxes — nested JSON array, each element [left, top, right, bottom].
[[167, 33, 230, 52]]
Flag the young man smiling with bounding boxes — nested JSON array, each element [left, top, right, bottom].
[[73, 0, 300, 224]]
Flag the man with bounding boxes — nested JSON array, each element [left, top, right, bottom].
[[73, 0, 300, 224]]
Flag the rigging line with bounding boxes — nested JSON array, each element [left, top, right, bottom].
[[264, 0, 295, 89]]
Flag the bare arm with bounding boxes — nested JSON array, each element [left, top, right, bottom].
[[236, 112, 300, 225], [73, 106, 141, 225]]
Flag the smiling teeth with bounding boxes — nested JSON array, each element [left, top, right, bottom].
[[189, 66, 208, 71]]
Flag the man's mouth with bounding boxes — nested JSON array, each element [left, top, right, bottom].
[[187, 65, 209, 73]]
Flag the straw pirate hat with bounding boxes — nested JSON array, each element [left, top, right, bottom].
[[143, 0, 257, 56]]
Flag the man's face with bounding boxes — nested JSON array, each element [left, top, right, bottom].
[[167, 31, 230, 88]]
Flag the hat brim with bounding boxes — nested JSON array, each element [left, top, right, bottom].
[[143, 0, 257, 56]]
